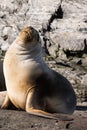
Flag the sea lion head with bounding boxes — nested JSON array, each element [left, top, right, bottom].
[[17, 26, 40, 48]]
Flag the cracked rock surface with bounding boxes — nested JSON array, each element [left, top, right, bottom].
[[0, 105, 87, 130], [0, 0, 61, 50]]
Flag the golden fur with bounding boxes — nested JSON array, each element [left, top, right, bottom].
[[1, 26, 76, 119]]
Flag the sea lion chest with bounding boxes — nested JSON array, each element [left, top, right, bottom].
[[4, 47, 44, 109], [4, 49, 43, 86]]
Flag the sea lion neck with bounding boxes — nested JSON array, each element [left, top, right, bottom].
[[10, 41, 43, 62]]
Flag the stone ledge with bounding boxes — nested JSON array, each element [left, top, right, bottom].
[[0, 104, 87, 130]]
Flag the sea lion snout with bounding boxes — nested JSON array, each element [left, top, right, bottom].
[[19, 26, 40, 46]]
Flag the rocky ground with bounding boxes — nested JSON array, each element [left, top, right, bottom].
[[0, 0, 87, 129], [0, 104, 87, 130]]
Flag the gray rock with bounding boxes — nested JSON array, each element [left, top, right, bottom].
[[81, 74, 87, 85], [46, 0, 87, 58], [0, 0, 61, 50], [0, 108, 87, 130], [27, 0, 61, 28]]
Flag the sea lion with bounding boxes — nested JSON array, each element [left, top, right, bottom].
[[0, 61, 6, 91], [1, 26, 76, 119]]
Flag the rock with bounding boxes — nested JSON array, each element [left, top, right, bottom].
[[27, 0, 62, 28], [0, 0, 61, 50], [81, 74, 87, 85], [45, 0, 87, 59], [0, 107, 87, 130]]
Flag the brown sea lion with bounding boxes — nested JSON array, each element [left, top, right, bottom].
[[1, 26, 76, 119]]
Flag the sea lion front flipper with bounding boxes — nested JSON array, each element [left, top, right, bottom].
[[26, 107, 73, 121], [26, 107, 58, 120], [1, 94, 11, 109], [1, 94, 16, 109], [0, 91, 7, 107]]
